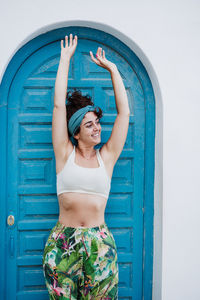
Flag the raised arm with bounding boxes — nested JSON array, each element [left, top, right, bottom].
[[90, 47, 130, 163], [52, 34, 77, 160]]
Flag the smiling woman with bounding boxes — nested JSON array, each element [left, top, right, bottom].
[[65, 89, 103, 147], [43, 33, 130, 299]]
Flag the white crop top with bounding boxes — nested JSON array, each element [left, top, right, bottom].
[[56, 146, 111, 199]]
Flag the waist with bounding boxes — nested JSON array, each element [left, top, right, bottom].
[[58, 192, 107, 227], [56, 219, 107, 230]]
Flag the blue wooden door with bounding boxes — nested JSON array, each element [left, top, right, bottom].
[[0, 26, 155, 299]]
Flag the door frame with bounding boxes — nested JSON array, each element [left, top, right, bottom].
[[0, 22, 161, 299]]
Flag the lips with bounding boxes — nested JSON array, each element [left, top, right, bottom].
[[92, 132, 100, 137]]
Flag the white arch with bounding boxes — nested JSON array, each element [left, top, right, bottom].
[[0, 20, 163, 300]]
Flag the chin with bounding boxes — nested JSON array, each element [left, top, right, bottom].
[[91, 137, 101, 146]]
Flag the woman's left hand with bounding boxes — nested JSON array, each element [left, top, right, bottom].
[[90, 47, 116, 72]]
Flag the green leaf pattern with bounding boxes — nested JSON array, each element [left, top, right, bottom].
[[43, 221, 118, 299]]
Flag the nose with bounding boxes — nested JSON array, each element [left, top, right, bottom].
[[93, 123, 100, 132]]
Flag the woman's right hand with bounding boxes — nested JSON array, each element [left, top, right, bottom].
[[60, 34, 78, 61]]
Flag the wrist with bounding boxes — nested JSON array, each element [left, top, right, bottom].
[[60, 56, 71, 65], [108, 63, 118, 74]]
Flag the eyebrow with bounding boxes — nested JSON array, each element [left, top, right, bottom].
[[83, 117, 99, 126]]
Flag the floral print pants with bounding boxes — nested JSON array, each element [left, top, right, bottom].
[[43, 221, 119, 299]]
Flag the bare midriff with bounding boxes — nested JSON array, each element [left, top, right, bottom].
[[58, 192, 108, 228]]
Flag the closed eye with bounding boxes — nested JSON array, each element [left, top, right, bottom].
[[86, 120, 100, 128]]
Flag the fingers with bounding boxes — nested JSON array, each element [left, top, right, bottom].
[[90, 51, 101, 65], [65, 35, 68, 48], [73, 35, 78, 48], [61, 39, 64, 49], [62, 34, 77, 48], [90, 51, 97, 62], [69, 34, 73, 47], [96, 48, 103, 63], [73, 35, 77, 45], [97, 47, 101, 57], [90, 47, 106, 66], [96, 47, 106, 60]]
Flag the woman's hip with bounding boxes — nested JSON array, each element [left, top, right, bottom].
[[43, 220, 118, 266]]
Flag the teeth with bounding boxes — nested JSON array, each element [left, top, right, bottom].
[[92, 133, 99, 137]]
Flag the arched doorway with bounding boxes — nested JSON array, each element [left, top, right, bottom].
[[0, 25, 155, 299]]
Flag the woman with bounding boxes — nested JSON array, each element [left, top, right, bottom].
[[43, 34, 130, 299]]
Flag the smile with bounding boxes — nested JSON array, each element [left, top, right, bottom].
[[92, 133, 100, 137]]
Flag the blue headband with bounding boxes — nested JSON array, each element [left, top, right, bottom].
[[68, 105, 100, 145]]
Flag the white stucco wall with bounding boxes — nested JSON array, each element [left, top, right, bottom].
[[1, 0, 200, 299]]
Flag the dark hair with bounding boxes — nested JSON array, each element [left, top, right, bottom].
[[66, 89, 103, 136]]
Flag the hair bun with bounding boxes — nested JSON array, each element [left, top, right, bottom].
[[66, 89, 93, 107]]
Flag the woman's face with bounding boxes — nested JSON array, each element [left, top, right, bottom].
[[74, 112, 101, 145]]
